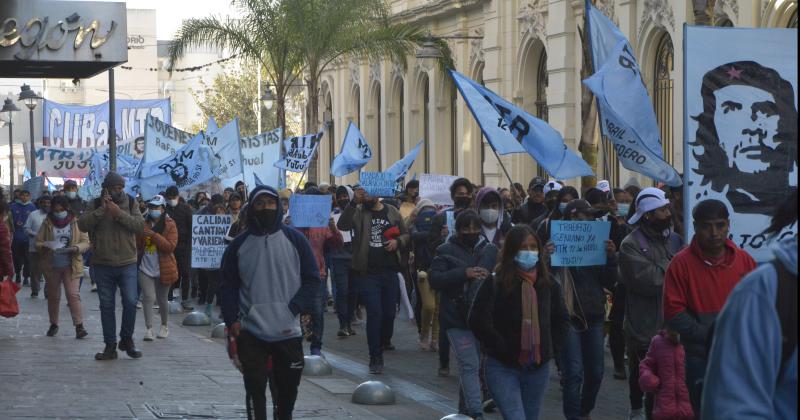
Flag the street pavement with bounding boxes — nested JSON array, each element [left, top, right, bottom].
[[0, 280, 629, 419]]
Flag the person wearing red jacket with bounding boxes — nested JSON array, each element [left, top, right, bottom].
[[663, 199, 756, 413], [638, 329, 694, 420], [0, 197, 13, 281]]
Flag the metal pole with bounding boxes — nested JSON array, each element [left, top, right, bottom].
[[8, 120, 13, 192], [28, 108, 36, 175], [257, 65, 262, 133], [487, 142, 515, 187], [108, 68, 117, 172]]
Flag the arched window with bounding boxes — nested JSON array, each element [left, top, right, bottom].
[[324, 92, 334, 184], [536, 49, 548, 178], [399, 81, 405, 159], [353, 85, 361, 128], [376, 88, 382, 170], [423, 74, 430, 173], [653, 33, 674, 165], [451, 85, 458, 175]]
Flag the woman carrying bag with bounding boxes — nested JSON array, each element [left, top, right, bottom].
[[136, 195, 179, 341], [36, 196, 90, 338], [469, 225, 568, 419]]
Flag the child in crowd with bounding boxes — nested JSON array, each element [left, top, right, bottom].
[[638, 329, 694, 420]]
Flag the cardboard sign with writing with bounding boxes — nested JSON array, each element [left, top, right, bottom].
[[191, 215, 232, 269], [359, 171, 397, 198], [289, 195, 332, 228], [419, 174, 460, 206], [550, 220, 611, 267]]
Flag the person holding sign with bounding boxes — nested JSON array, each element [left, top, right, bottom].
[[135, 195, 179, 341], [429, 210, 499, 420], [218, 185, 321, 420], [468, 225, 568, 420], [337, 186, 409, 375], [551, 199, 618, 420], [36, 196, 90, 339]]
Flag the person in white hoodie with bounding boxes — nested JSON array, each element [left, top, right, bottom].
[[23, 195, 50, 297]]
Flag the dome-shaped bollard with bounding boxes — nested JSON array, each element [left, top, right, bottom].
[[351, 381, 395, 405], [440, 415, 474, 420], [210, 322, 226, 338], [302, 355, 332, 376], [182, 311, 211, 326], [168, 300, 183, 314]]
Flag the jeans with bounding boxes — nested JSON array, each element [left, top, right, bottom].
[[559, 321, 605, 420], [355, 271, 399, 357], [197, 269, 220, 305], [310, 277, 326, 351], [11, 240, 29, 280], [485, 357, 550, 420], [94, 263, 138, 344], [170, 246, 191, 301], [446, 328, 483, 418], [627, 339, 654, 415], [27, 251, 42, 294], [329, 258, 351, 328], [685, 354, 706, 414]]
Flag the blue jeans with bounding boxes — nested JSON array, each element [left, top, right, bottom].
[[310, 277, 326, 350], [330, 258, 351, 328], [355, 271, 399, 357], [446, 328, 483, 418], [485, 357, 550, 420], [559, 321, 605, 420], [94, 264, 139, 345]]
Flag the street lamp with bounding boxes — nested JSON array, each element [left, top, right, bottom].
[[261, 87, 275, 111], [18, 84, 41, 176], [1, 98, 21, 191]]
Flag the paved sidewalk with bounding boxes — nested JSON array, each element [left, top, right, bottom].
[[0, 283, 438, 419]]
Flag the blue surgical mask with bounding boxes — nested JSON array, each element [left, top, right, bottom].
[[617, 203, 630, 217], [558, 202, 568, 213], [53, 211, 68, 220], [149, 210, 162, 219], [514, 250, 539, 271]]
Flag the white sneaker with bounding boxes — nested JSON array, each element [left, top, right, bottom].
[[153, 304, 160, 310], [143, 328, 154, 341], [157, 325, 169, 339], [628, 408, 645, 420], [136, 301, 143, 309]]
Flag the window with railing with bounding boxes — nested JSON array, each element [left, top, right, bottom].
[[536, 50, 548, 179], [653, 33, 674, 166]]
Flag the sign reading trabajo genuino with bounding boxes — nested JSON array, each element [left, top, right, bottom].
[[0, 0, 127, 78]]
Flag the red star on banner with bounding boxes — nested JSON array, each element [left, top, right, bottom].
[[727, 66, 743, 80]]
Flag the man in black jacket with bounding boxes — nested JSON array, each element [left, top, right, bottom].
[[512, 176, 548, 225], [165, 186, 194, 310]]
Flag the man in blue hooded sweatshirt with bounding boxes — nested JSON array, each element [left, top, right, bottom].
[[218, 185, 321, 420], [702, 191, 797, 420]]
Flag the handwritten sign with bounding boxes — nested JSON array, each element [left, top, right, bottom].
[[274, 132, 322, 172], [191, 215, 232, 269], [288, 195, 332, 228], [420, 174, 460, 206], [359, 171, 397, 197], [550, 220, 611, 267]]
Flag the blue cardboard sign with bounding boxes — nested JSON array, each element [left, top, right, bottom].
[[550, 220, 611, 267], [359, 171, 397, 197], [288, 195, 332, 228]]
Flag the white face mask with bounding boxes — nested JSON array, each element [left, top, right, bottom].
[[168, 199, 179, 207], [65, 191, 77, 199], [480, 209, 500, 224]]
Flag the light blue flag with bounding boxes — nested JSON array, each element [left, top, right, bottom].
[[253, 172, 265, 187], [274, 132, 323, 173], [584, 1, 681, 186], [385, 139, 423, 182], [450, 69, 594, 179], [330, 122, 372, 177], [207, 116, 218, 134], [22, 168, 31, 181], [46, 177, 56, 192], [205, 118, 243, 179], [138, 132, 217, 199]]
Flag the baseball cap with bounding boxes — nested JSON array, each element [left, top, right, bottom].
[[148, 195, 166, 206], [563, 199, 603, 218], [528, 176, 546, 190], [543, 180, 562, 194], [628, 187, 670, 224], [596, 180, 611, 193]]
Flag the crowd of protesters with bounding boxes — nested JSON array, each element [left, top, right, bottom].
[[0, 171, 795, 420]]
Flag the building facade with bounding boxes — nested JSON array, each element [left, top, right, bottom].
[[315, 0, 797, 189]]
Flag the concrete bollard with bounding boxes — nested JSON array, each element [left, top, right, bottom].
[[210, 322, 226, 339], [302, 355, 332, 376], [351, 381, 395, 405], [182, 311, 211, 326], [168, 300, 183, 314]]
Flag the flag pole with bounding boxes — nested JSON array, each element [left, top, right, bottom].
[[486, 140, 515, 187], [583, 1, 613, 184]]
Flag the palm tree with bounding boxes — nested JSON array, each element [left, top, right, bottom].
[[168, 0, 304, 140], [282, 0, 451, 181]]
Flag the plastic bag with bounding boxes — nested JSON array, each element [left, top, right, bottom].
[[0, 279, 21, 318]]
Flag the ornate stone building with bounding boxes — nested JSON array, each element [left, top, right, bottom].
[[315, 0, 797, 188]]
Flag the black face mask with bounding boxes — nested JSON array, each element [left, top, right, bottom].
[[337, 199, 350, 210], [111, 191, 124, 203], [460, 233, 480, 248], [362, 200, 377, 211], [649, 217, 672, 232], [255, 209, 277, 230], [453, 196, 472, 209]]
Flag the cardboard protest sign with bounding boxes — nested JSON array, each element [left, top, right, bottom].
[[419, 174, 460, 206], [274, 132, 322, 172], [191, 215, 232, 269], [550, 220, 610, 267], [359, 171, 397, 197], [289, 195, 332, 228]]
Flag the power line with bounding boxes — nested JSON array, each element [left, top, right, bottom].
[[119, 54, 238, 72]]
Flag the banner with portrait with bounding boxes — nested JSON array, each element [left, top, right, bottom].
[[43, 98, 170, 152], [684, 26, 797, 262]]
